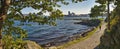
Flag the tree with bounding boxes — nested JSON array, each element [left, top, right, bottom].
[[0, 0, 84, 49], [90, 5, 106, 18], [114, 0, 120, 19], [95, 0, 114, 30], [95, 1, 120, 49], [107, 0, 111, 30]]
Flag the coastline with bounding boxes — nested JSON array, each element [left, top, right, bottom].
[[56, 26, 98, 49], [56, 20, 102, 49], [41, 27, 95, 47], [46, 19, 103, 49], [26, 19, 102, 49]]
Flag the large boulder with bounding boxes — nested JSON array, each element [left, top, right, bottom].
[[25, 41, 43, 49]]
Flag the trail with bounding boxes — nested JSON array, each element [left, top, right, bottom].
[[65, 22, 106, 49]]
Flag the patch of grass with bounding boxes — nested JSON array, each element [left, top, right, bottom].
[[98, 18, 104, 21], [57, 21, 103, 49]]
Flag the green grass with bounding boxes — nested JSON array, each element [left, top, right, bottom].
[[57, 21, 103, 49]]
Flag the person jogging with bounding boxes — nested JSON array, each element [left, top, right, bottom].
[[99, 25, 101, 30]]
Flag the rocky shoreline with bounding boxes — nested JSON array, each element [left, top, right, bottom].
[[74, 19, 101, 27], [41, 19, 101, 48], [40, 27, 95, 47], [26, 19, 101, 49]]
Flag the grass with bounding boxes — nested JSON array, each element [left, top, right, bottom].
[[57, 20, 103, 49]]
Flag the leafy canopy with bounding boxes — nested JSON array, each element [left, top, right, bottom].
[[0, 0, 85, 49], [90, 5, 106, 18]]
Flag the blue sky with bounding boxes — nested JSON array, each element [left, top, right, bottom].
[[59, 0, 97, 14], [21, 0, 113, 15]]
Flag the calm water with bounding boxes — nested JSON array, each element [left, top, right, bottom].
[[22, 16, 92, 45]]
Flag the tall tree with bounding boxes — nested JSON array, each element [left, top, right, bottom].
[[0, 0, 11, 49], [0, 0, 84, 49], [107, 0, 111, 30], [114, 0, 120, 19], [96, 0, 114, 30]]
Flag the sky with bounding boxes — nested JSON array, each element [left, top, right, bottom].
[[21, 0, 113, 15], [58, 0, 97, 15]]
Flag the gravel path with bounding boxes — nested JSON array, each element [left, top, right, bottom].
[[64, 22, 106, 49]]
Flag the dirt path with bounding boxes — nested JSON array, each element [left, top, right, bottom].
[[64, 22, 106, 49]]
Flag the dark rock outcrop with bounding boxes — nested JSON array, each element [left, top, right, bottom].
[[74, 19, 101, 27]]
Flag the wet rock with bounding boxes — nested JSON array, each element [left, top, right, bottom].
[[74, 19, 101, 27]]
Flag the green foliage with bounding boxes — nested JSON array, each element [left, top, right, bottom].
[[3, 36, 26, 49], [95, 0, 120, 49], [72, 0, 85, 3], [114, 0, 120, 16], [90, 5, 106, 18], [0, 0, 85, 49], [96, 0, 114, 4], [95, 0, 107, 4], [97, 16, 120, 49], [2, 0, 70, 48], [2, 19, 27, 49], [94, 0, 114, 18]]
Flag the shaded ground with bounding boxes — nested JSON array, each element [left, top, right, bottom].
[[64, 22, 106, 49]]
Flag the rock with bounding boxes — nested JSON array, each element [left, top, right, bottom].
[[74, 19, 101, 27], [49, 46, 57, 49], [24, 41, 43, 49]]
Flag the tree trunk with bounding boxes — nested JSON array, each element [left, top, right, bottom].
[[0, 19, 3, 49], [0, 0, 11, 49], [107, 0, 110, 30], [102, 14, 104, 19]]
